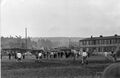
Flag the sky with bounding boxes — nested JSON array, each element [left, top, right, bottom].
[[1, 0, 120, 37]]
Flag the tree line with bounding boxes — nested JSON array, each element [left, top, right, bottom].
[[1, 36, 57, 49], [1, 36, 79, 50]]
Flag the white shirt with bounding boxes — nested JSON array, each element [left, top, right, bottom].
[[17, 53, 22, 58], [73, 50, 77, 54], [82, 52, 88, 57], [38, 53, 42, 57], [51, 52, 54, 55], [79, 52, 81, 55], [104, 52, 108, 57]]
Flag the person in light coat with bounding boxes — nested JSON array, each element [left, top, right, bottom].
[[81, 50, 88, 64]]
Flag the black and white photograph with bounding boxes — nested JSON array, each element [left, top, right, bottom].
[[1, 0, 120, 78]]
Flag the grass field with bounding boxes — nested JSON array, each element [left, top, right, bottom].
[[1, 55, 114, 78]]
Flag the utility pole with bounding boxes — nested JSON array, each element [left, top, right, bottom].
[[25, 28, 27, 50], [69, 37, 71, 48]]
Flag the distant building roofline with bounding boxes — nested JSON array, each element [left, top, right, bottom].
[[80, 35, 120, 41]]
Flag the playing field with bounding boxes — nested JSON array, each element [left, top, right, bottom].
[[1, 55, 114, 78]]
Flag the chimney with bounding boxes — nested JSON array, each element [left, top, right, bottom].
[[100, 35, 103, 37], [114, 34, 118, 36], [91, 35, 93, 38]]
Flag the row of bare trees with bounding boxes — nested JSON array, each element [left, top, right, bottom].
[[1, 36, 58, 49], [1, 36, 79, 50]]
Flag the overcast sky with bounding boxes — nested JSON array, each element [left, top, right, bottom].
[[1, 0, 120, 37]]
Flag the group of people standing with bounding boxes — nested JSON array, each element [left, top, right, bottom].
[[35, 52, 42, 61], [8, 52, 25, 62], [12, 50, 89, 64], [4, 49, 117, 64], [104, 51, 117, 62], [78, 50, 117, 64]]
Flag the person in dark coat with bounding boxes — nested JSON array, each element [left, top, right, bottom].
[[8, 52, 12, 60], [35, 52, 39, 60], [111, 51, 117, 62], [22, 53, 25, 59], [14, 52, 17, 59]]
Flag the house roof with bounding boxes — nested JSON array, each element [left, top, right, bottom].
[[80, 35, 120, 41]]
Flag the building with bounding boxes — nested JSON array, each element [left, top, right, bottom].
[[79, 34, 120, 53]]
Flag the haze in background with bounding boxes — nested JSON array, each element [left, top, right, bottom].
[[1, 0, 120, 37]]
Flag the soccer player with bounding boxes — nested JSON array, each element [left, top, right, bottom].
[[8, 52, 12, 60], [111, 51, 117, 62], [38, 52, 42, 60], [17, 52, 22, 62], [81, 50, 88, 64], [104, 52, 108, 57], [22, 53, 25, 59]]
